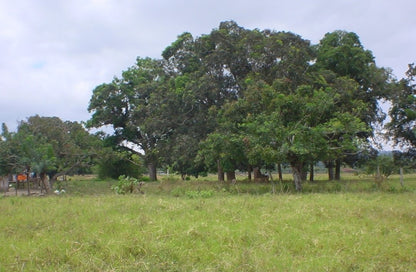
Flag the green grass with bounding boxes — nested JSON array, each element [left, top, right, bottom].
[[1, 174, 416, 271]]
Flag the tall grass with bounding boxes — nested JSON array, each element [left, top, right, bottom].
[[1, 173, 415, 271]]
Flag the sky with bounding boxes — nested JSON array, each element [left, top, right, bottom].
[[0, 0, 415, 134]]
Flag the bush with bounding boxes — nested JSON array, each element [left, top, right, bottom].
[[364, 155, 396, 179], [111, 175, 143, 194], [97, 156, 143, 180], [140, 176, 151, 182]]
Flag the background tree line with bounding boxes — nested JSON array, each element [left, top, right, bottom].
[[1, 21, 415, 191]]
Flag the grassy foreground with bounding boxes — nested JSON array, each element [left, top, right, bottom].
[[1, 189, 416, 271]]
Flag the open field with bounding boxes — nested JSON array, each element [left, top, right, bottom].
[[1, 174, 416, 271]]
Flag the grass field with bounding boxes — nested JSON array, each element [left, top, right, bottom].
[[1, 173, 416, 271]]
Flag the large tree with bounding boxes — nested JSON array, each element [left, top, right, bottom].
[[234, 79, 366, 190], [160, 22, 251, 178], [315, 30, 392, 178], [88, 57, 171, 181]]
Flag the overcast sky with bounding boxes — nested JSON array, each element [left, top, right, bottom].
[[1, 0, 415, 132]]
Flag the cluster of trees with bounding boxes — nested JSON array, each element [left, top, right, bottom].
[[87, 21, 408, 190], [2, 21, 415, 191], [0, 116, 101, 190]]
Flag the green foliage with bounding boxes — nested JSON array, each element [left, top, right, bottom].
[[0, 116, 101, 182], [88, 57, 169, 181], [85, 21, 394, 189], [364, 154, 397, 179], [387, 63, 416, 147], [97, 151, 143, 180], [111, 175, 141, 195], [185, 189, 214, 198]]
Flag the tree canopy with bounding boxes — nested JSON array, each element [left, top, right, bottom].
[[86, 21, 396, 189]]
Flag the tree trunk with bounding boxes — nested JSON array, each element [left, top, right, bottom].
[[309, 163, 314, 182], [148, 162, 157, 181], [40, 172, 51, 193], [253, 167, 268, 182], [226, 171, 236, 182], [26, 172, 30, 195], [247, 165, 252, 181], [253, 167, 262, 179], [291, 162, 303, 191], [277, 163, 283, 182], [327, 160, 334, 181], [0, 176, 8, 193], [217, 160, 224, 182], [335, 159, 341, 180], [400, 167, 404, 188]]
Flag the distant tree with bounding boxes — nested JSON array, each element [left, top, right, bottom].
[[0, 124, 19, 176], [392, 149, 416, 187], [387, 64, 416, 148], [364, 154, 396, 185], [0, 116, 101, 191], [19, 116, 100, 181]]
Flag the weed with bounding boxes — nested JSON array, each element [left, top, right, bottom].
[[111, 175, 144, 194], [185, 190, 214, 198]]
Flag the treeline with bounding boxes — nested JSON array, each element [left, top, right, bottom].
[[2, 21, 415, 191]]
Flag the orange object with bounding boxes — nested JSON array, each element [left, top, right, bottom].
[[17, 174, 27, 181]]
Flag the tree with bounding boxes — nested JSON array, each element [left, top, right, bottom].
[[0, 124, 19, 176], [0, 116, 100, 192], [230, 75, 367, 190], [387, 64, 416, 148], [161, 22, 251, 178], [392, 149, 416, 187], [190, 25, 369, 189], [19, 116, 100, 181], [88, 57, 170, 181], [315, 30, 392, 178], [363, 153, 396, 186]]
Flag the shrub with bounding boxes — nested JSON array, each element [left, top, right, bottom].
[[97, 155, 144, 180], [140, 176, 151, 182], [111, 175, 143, 194]]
